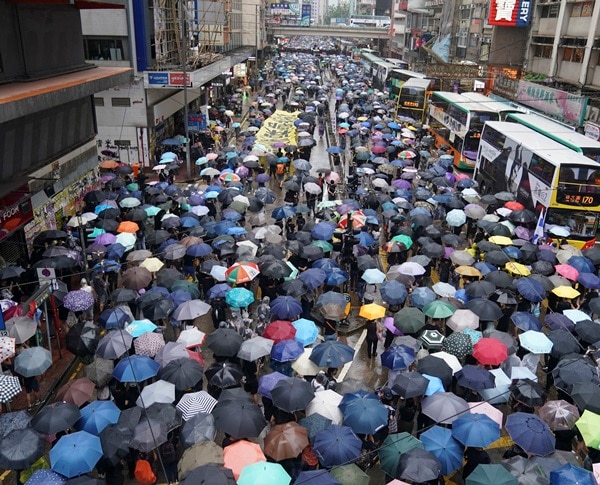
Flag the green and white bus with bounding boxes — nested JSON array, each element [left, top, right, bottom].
[[506, 112, 600, 162], [395, 78, 432, 123], [460, 92, 522, 121]]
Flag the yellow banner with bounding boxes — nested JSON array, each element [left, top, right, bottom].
[[255, 110, 300, 154]]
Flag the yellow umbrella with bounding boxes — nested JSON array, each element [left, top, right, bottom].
[[552, 286, 580, 299], [359, 303, 387, 320], [488, 236, 513, 246], [505, 262, 531, 276], [139, 257, 165, 273], [357, 116, 369, 121], [454, 265, 482, 277]]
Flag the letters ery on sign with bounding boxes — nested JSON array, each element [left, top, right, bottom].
[[488, 0, 531, 26]]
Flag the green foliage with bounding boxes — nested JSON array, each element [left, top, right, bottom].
[[324, 1, 350, 25]]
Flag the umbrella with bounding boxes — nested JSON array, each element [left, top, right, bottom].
[[177, 391, 218, 421], [379, 432, 423, 477], [0, 428, 44, 470], [576, 409, 600, 450], [540, 399, 580, 431], [416, 356, 453, 389], [270, 296, 302, 320], [549, 464, 595, 485], [422, 300, 456, 319], [14, 347, 52, 377], [179, 464, 234, 485], [204, 362, 243, 389], [313, 425, 362, 468], [76, 400, 120, 435], [306, 390, 344, 425], [511, 378, 547, 407], [519, 330, 553, 354], [263, 422, 309, 462], [133, 331, 165, 357], [292, 319, 319, 346], [298, 413, 333, 444], [135, 379, 176, 408], [237, 462, 290, 485], [380, 345, 415, 371], [178, 441, 225, 480], [159, 358, 204, 390], [341, 392, 389, 434], [271, 377, 315, 412], [0, 410, 31, 438], [359, 303, 386, 320], [50, 431, 103, 478], [23, 469, 67, 484], [96, 330, 132, 360], [421, 392, 469, 424], [570, 382, 600, 414], [552, 356, 600, 393], [206, 328, 243, 357], [130, 418, 167, 452], [446, 309, 479, 332], [420, 426, 464, 476], [121, 267, 153, 291], [112, 355, 160, 383], [466, 464, 518, 485], [328, 465, 368, 485], [211, 399, 267, 438], [225, 287, 255, 308], [180, 412, 217, 448], [55, 377, 95, 407], [394, 307, 426, 334], [238, 336, 274, 361], [392, 371, 429, 398], [473, 337, 508, 365], [455, 365, 496, 391], [441, 332, 473, 359], [222, 440, 266, 480], [63, 290, 94, 312], [451, 412, 500, 447], [6, 317, 38, 345], [465, 298, 503, 321], [505, 412, 556, 456], [398, 447, 442, 483], [66, 321, 100, 362], [172, 300, 211, 321], [310, 340, 355, 368], [99, 423, 132, 460]]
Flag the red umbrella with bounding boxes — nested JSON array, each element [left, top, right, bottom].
[[504, 201, 525, 211], [263, 321, 296, 344], [554, 264, 579, 281], [371, 145, 387, 154], [473, 338, 508, 366], [187, 349, 205, 366]]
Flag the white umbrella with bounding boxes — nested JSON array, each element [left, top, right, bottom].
[[304, 183, 322, 195], [292, 348, 322, 377], [432, 282, 456, 298], [430, 351, 462, 375], [446, 309, 479, 332], [177, 327, 206, 348], [115, 232, 136, 251], [176, 391, 218, 421], [479, 368, 511, 404], [237, 337, 274, 362], [306, 390, 343, 425], [372, 178, 389, 189], [136, 380, 175, 408], [210, 265, 227, 282]]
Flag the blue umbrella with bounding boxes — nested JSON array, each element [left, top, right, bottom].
[[272, 206, 296, 220], [340, 393, 389, 435], [146, 286, 170, 297], [578, 272, 600, 289], [355, 231, 375, 246], [380, 280, 408, 306], [451, 413, 500, 448], [271, 339, 305, 362], [567, 256, 596, 274], [226, 227, 247, 236], [511, 311, 541, 331], [25, 469, 67, 485], [112, 355, 160, 383], [505, 412, 555, 456], [420, 426, 464, 476], [270, 296, 303, 320], [549, 464, 595, 485], [299, 414, 333, 444], [168, 289, 192, 308], [225, 287, 255, 308], [295, 470, 340, 485], [222, 211, 242, 222], [125, 319, 157, 337], [313, 425, 362, 468], [310, 340, 355, 368], [97, 307, 132, 330], [311, 222, 336, 241], [206, 283, 232, 299], [423, 374, 446, 396], [324, 268, 348, 286], [299, 268, 327, 289], [514, 277, 546, 303], [502, 246, 523, 259], [214, 220, 235, 235], [186, 243, 213, 258], [180, 216, 200, 228], [76, 400, 121, 435], [258, 372, 288, 399], [473, 261, 496, 275], [292, 319, 319, 346], [312, 258, 341, 272], [106, 243, 126, 260], [409, 287, 437, 308], [326, 146, 343, 154], [50, 431, 103, 478], [381, 345, 416, 370]]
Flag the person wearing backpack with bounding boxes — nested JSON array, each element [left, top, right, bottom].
[[276, 162, 286, 188], [134, 451, 157, 485], [159, 437, 179, 485]]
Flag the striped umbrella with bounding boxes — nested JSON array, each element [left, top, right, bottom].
[[176, 391, 218, 421], [225, 262, 260, 284]]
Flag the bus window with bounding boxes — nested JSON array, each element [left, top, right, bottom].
[[530, 155, 555, 186]]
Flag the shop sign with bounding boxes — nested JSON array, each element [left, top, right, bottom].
[[0, 191, 33, 241], [233, 64, 247, 78], [584, 121, 600, 141], [146, 72, 192, 88], [488, 0, 531, 26], [516, 80, 588, 125], [188, 114, 207, 133]]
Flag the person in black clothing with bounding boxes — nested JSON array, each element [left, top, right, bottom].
[[462, 447, 491, 480], [365, 320, 380, 358], [211, 298, 227, 329]]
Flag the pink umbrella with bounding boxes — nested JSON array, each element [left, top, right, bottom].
[[554, 264, 579, 281], [468, 401, 503, 428], [371, 145, 387, 154], [384, 317, 403, 336], [325, 172, 340, 184]]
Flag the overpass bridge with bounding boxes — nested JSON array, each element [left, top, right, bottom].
[[267, 24, 391, 40]]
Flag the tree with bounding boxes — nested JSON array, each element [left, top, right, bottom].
[[324, 1, 350, 25]]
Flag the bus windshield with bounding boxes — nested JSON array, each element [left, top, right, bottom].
[[582, 147, 600, 162], [558, 165, 600, 191], [399, 86, 427, 109], [469, 111, 499, 132]]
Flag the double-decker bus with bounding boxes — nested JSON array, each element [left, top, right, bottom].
[[389, 69, 441, 101], [428, 91, 501, 170], [474, 121, 600, 249], [505, 112, 600, 162], [460, 92, 522, 121], [373, 61, 398, 90], [396, 78, 432, 123], [385, 58, 409, 70]]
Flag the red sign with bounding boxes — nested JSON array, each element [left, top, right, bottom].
[[488, 0, 531, 26], [0, 187, 33, 241], [168, 72, 192, 87]]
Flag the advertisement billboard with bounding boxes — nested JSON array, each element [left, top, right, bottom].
[[488, 0, 532, 26], [301, 4, 311, 25], [516, 80, 588, 125]]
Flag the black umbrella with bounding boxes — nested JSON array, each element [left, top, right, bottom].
[[141, 296, 174, 321], [392, 371, 429, 398], [33, 229, 69, 244], [146, 230, 171, 246], [144, 403, 181, 432], [441, 234, 465, 248], [552, 356, 600, 393], [260, 259, 292, 279], [0, 411, 32, 439], [117, 406, 142, 432], [126, 208, 148, 222], [271, 377, 315, 412], [465, 298, 503, 321], [31, 402, 81, 435], [110, 288, 138, 303], [159, 358, 204, 390], [528, 274, 554, 292], [456, 365, 496, 392], [547, 329, 581, 359], [421, 243, 444, 258], [357, 255, 377, 271], [204, 362, 244, 389], [397, 447, 441, 483], [66, 321, 100, 364], [180, 413, 217, 448], [259, 245, 287, 260], [583, 246, 600, 265], [489, 289, 518, 305], [531, 261, 555, 276], [570, 382, 600, 414], [0, 428, 44, 470], [301, 245, 324, 262], [416, 355, 452, 389], [465, 281, 496, 298], [205, 329, 243, 357], [485, 250, 511, 266], [211, 399, 267, 438], [100, 423, 133, 458], [180, 464, 236, 485], [575, 320, 600, 345], [281, 279, 308, 298], [156, 268, 183, 289], [510, 379, 547, 407]]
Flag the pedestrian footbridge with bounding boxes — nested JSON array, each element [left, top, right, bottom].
[[268, 24, 390, 40]]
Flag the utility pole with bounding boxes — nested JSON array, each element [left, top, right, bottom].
[[180, 0, 192, 180]]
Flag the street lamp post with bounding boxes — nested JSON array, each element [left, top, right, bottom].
[[180, 0, 192, 180]]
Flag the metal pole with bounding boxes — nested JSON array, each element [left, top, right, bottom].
[[78, 215, 88, 274], [255, 4, 259, 62], [181, 0, 192, 180], [43, 301, 52, 356]]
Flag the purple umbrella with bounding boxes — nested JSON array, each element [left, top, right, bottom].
[[95, 233, 117, 246], [63, 290, 95, 312], [258, 372, 289, 399], [255, 174, 270, 183]]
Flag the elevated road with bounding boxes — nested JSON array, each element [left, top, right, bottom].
[[268, 24, 390, 39]]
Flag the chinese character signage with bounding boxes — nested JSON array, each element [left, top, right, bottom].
[[516, 80, 588, 125], [188, 114, 207, 133], [301, 4, 311, 25], [488, 0, 532, 26]]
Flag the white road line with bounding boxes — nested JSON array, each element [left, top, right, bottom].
[[337, 328, 367, 382]]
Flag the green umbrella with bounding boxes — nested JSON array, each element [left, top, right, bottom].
[[391, 234, 413, 249], [576, 410, 600, 450], [393, 308, 426, 334], [379, 432, 423, 477], [237, 462, 290, 485], [422, 300, 456, 319], [311, 240, 333, 253], [144, 206, 162, 217], [466, 464, 518, 485], [330, 463, 369, 485]]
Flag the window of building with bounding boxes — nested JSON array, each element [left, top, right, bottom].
[[84, 37, 126, 61], [457, 31, 468, 48], [571, 1, 593, 16], [534, 45, 553, 58], [469, 33, 478, 48], [541, 4, 560, 18], [111, 97, 131, 107], [563, 47, 584, 62], [460, 8, 471, 20], [94, 97, 105, 107]]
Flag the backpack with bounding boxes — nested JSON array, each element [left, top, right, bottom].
[[134, 459, 156, 485], [276, 163, 285, 175], [160, 441, 177, 464]]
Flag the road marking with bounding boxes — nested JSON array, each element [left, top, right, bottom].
[[337, 328, 367, 382]]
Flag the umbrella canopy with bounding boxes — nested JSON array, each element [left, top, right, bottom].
[[394, 307, 426, 334], [271, 377, 315, 412], [306, 390, 344, 425], [55, 377, 95, 407], [466, 464, 518, 485], [237, 462, 291, 485], [0, 428, 44, 470], [159, 358, 204, 390], [505, 412, 556, 456], [421, 392, 469, 424], [420, 426, 464, 476], [270, 296, 303, 320], [180, 412, 217, 448], [96, 330, 133, 360], [75, 400, 120, 435], [178, 441, 225, 480], [205, 328, 243, 357], [112, 355, 160, 383], [398, 447, 442, 483], [451, 412, 500, 448], [238, 336, 274, 361], [392, 371, 430, 399], [379, 432, 423, 477], [455, 365, 496, 392], [50, 431, 103, 478], [341, 391, 389, 435], [313, 425, 362, 468], [130, 418, 168, 452], [136, 379, 175, 408], [310, 340, 355, 368], [223, 439, 266, 480], [540, 399, 580, 431], [263, 422, 309, 462], [14, 347, 52, 377], [212, 399, 267, 438], [548, 464, 595, 485], [473, 337, 508, 366]]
